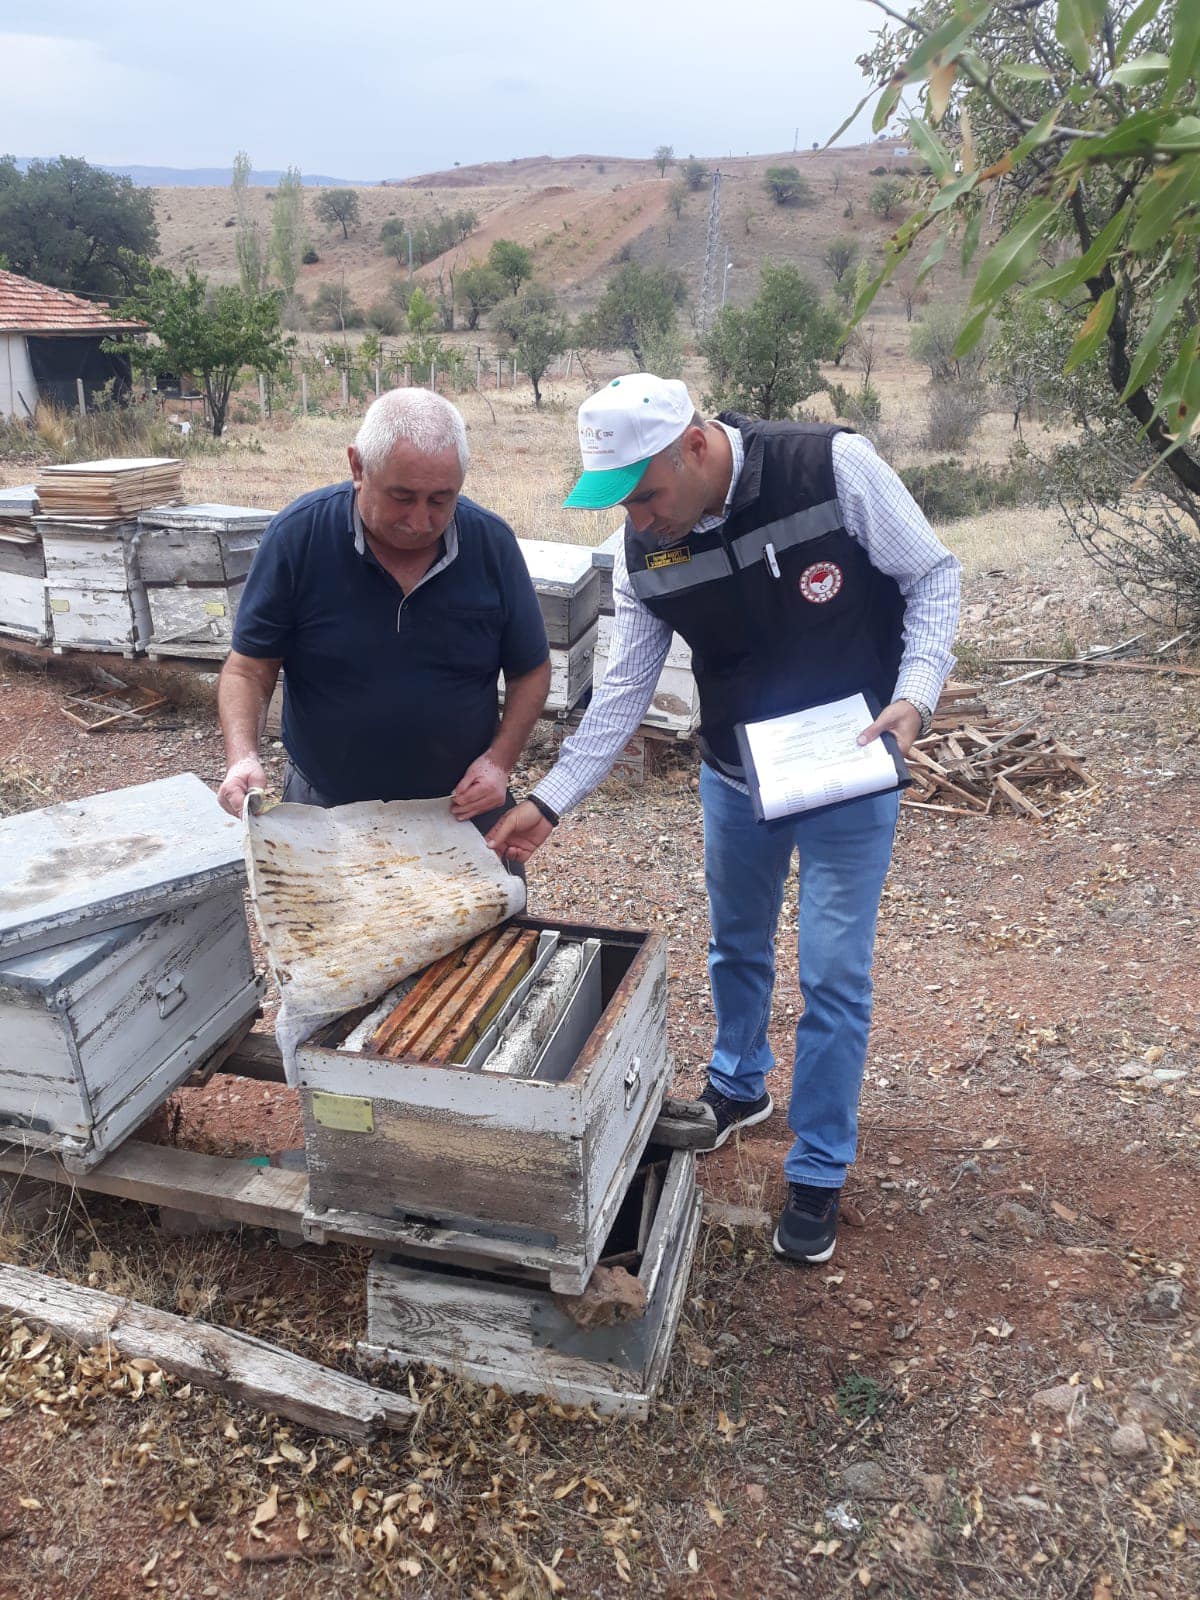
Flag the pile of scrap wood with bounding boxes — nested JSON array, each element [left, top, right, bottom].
[[904, 681, 1093, 820]]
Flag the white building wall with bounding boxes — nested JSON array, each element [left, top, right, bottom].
[[0, 334, 38, 420]]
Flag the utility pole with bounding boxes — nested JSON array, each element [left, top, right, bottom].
[[699, 169, 722, 334]]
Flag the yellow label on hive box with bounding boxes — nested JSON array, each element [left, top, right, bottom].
[[50, 598, 70, 614], [204, 601, 227, 617], [311, 1092, 374, 1133]]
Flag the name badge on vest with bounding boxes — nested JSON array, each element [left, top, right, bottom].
[[645, 546, 692, 570]]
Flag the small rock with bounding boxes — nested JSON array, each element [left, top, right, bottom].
[[848, 1295, 875, 1315], [1152, 1068, 1186, 1082], [1058, 1064, 1085, 1083], [1114, 1062, 1146, 1081], [1032, 1383, 1084, 1417], [1011, 1493, 1051, 1513], [715, 1331, 740, 1350], [1120, 1395, 1167, 1431], [920, 1472, 947, 1504], [995, 1201, 1044, 1238], [842, 1460, 889, 1499], [40, 1546, 68, 1567], [1141, 1279, 1184, 1321], [1110, 1422, 1148, 1459], [841, 1199, 866, 1228]]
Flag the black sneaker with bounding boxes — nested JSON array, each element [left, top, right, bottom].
[[693, 1083, 774, 1151], [773, 1183, 841, 1264]]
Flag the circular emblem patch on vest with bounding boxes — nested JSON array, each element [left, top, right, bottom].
[[799, 561, 843, 603]]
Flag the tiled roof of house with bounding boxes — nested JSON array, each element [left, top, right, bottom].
[[0, 270, 145, 335]]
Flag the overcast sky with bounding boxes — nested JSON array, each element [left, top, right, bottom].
[[3, 1, 887, 178]]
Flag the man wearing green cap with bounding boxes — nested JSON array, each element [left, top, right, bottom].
[[488, 374, 960, 1265]]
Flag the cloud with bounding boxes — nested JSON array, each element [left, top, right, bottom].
[[0, 34, 136, 124]]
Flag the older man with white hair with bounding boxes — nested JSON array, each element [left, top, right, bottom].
[[217, 388, 550, 832]]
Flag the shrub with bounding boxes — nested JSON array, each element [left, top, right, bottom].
[[925, 379, 989, 451], [366, 300, 403, 335], [899, 458, 1034, 522], [301, 246, 319, 264], [911, 305, 989, 382]]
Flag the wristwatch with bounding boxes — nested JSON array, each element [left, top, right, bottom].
[[906, 699, 934, 738], [527, 794, 560, 828]]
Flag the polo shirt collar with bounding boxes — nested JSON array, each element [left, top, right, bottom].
[[351, 491, 460, 585]]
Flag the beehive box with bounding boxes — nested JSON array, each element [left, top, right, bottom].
[[0, 534, 50, 644], [137, 504, 269, 662], [0, 889, 260, 1172], [590, 528, 623, 616], [39, 518, 143, 591], [362, 1146, 699, 1416], [518, 539, 601, 647], [593, 614, 700, 734], [500, 626, 596, 716], [298, 918, 669, 1294], [48, 583, 152, 655]]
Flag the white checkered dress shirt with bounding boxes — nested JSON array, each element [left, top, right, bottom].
[[535, 426, 961, 815]]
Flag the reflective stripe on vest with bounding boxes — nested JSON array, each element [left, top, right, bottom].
[[626, 497, 843, 601]]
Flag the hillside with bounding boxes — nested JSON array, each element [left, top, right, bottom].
[[152, 141, 943, 321]]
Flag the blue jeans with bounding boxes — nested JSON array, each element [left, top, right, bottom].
[[700, 763, 899, 1188]]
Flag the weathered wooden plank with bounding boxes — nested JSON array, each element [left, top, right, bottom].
[[0, 1262, 416, 1441], [0, 1141, 309, 1232]]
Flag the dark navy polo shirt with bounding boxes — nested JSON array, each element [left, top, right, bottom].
[[232, 481, 548, 804]]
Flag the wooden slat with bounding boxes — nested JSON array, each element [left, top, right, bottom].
[[367, 947, 466, 1055], [398, 926, 522, 1059], [0, 1141, 308, 1232], [427, 930, 539, 1063], [0, 1263, 416, 1442]]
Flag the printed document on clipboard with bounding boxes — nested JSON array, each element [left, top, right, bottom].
[[734, 691, 910, 823]]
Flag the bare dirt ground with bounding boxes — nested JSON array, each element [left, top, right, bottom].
[[0, 543, 1197, 1597]]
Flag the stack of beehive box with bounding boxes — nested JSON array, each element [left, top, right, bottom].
[[34, 459, 182, 656], [514, 539, 601, 712], [137, 503, 272, 661], [0, 774, 260, 1173], [0, 485, 50, 644], [591, 529, 701, 735], [298, 914, 698, 1415]]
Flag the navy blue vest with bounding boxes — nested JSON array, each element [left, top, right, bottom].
[[624, 417, 905, 775]]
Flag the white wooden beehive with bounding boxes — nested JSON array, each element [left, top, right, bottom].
[[0, 889, 260, 1172]]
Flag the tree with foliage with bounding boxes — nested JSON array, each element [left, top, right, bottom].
[[667, 182, 688, 219], [0, 156, 157, 297], [654, 144, 675, 177], [405, 286, 437, 334], [487, 239, 534, 296], [847, 0, 1200, 615], [680, 157, 710, 192], [315, 188, 361, 240], [494, 284, 567, 406], [312, 277, 363, 332], [270, 166, 305, 296], [106, 266, 291, 438], [763, 165, 813, 206], [868, 176, 905, 219], [701, 260, 839, 419], [822, 236, 860, 285], [455, 263, 506, 330], [230, 151, 266, 295], [576, 261, 687, 368]]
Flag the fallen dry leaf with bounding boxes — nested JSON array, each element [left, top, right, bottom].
[[1051, 1201, 1079, 1223], [687, 1547, 699, 1571], [537, 1559, 566, 1594], [251, 1489, 279, 1528], [705, 1500, 724, 1528]]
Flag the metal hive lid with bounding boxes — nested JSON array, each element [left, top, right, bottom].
[[0, 773, 245, 958], [138, 503, 273, 532]]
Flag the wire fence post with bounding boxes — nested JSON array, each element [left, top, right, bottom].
[[300, 371, 308, 416]]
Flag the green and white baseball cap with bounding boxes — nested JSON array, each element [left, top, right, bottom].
[[564, 374, 696, 509]]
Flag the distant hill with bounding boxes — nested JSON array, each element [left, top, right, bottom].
[[13, 158, 372, 188]]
